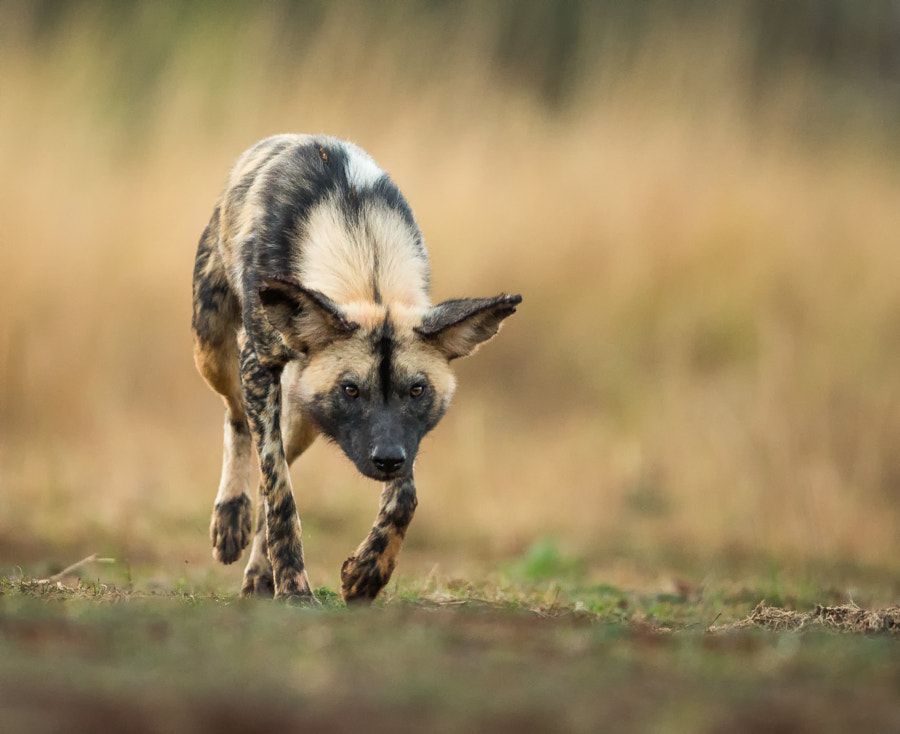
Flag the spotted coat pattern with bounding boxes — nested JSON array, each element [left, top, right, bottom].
[[192, 135, 520, 603]]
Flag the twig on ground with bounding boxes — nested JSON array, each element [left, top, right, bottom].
[[35, 553, 116, 584]]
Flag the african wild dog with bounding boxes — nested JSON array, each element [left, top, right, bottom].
[[192, 134, 521, 603]]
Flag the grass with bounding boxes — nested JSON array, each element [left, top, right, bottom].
[[3, 569, 900, 733]]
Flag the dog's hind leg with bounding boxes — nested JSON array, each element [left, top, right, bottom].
[[207, 407, 253, 564], [240, 481, 274, 597], [192, 217, 253, 564]]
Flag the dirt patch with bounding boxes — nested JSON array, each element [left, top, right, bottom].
[[709, 602, 900, 634]]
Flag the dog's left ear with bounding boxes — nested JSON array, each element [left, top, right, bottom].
[[416, 294, 522, 360]]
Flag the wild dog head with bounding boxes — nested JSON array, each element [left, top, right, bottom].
[[259, 275, 521, 481]]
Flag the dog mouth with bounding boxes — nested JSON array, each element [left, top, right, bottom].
[[359, 459, 412, 483], [364, 466, 410, 483]]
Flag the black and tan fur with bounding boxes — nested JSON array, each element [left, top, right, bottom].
[[192, 134, 520, 603]]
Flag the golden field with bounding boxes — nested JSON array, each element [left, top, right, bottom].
[[2, 2, 899, 595]]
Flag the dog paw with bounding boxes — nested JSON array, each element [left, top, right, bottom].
[[240, 566, 275, 598], [340, 554, 392, 605], [274, 570, 319, 605], [210, 494, 252, 564]]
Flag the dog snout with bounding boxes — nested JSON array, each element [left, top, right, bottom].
[[370, 446, 407, 475]]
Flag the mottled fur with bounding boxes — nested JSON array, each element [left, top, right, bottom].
[[192, 134, 520, 603]]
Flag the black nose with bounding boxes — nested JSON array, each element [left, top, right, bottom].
[[371, 446, 407, 474]]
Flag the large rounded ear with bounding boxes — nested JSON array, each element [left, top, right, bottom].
[[258, 274, 359, 353], [415, 294, 522, 360]]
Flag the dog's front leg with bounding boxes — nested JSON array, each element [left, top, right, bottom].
[[341, 477, 417, 604], [239, 340, 314, 602]]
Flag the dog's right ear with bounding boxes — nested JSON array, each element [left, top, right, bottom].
[[259, 275, 358, 353], [416, 294, 522, 361]]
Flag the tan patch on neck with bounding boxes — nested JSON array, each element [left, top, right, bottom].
[[296, 195, 430, 309], [342, 302, 389, 330]]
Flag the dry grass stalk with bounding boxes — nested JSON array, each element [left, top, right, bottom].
[[709, 602, 900, 635], [34, 554, 116, 584]]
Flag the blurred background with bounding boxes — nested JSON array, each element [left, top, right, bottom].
[[2, 0, 900, 593]]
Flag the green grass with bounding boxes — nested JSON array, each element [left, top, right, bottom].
[[2, 572, 899, 733]]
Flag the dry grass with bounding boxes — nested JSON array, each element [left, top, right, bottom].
[[711, 602, 900, 635], [2, 3, 900, 592]]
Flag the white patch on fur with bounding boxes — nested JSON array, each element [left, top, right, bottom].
[[362, 201, 430, 308], [296, 195, 373, 304], [245, 528, 269, 569], [296, 194, 430, 309], [215, 416, 252, 504], [342, 142, 385, 189]]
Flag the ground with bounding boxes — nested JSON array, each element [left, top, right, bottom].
[[2, 562, 899, 733]]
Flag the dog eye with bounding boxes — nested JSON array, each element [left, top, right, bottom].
[[410, 384, 425, 398], [342, 384, 359, 399]]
